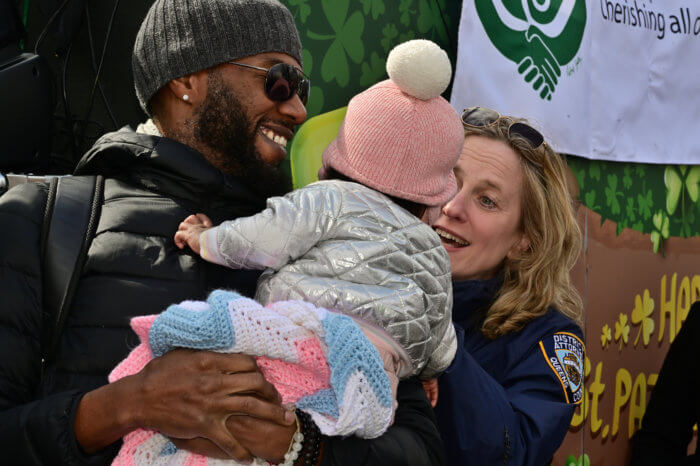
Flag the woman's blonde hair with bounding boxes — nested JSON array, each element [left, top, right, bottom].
[[463, 117, 583, 338]]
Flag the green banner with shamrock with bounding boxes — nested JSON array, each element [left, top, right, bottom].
[[568, 160, 700, 254]]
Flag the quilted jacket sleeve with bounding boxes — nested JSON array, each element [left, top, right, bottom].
[[322, 378, 445, 466], [421, 318, 457, 379], [0, 184, 116, 465], [200, 184, 342, 270], [421, 283, 457, 379]]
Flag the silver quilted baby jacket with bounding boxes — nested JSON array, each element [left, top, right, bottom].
[[204, 180, 457, 377]]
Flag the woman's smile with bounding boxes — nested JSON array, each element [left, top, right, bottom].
[[434, 226, 470, 248]]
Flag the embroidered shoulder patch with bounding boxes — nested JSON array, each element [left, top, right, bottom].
[[539, 332, 585, 404]]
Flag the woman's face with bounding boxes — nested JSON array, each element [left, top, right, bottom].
[[433, 135, 530, 282]]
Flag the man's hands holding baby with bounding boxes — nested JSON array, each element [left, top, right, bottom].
[[75, 351, 297, 462], [171, 215, 300, 462], [174, 213, 214, 254], [137, 350, 297, 462]]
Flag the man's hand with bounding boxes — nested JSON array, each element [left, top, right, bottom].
[[172, 413, 298, 463], [75, 350, 295, 461], [226, 412, 299, 463], [131, 350, 295, 460], [174, 213, 214, 254]]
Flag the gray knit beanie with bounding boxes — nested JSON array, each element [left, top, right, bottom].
[[132, 0, 302, 115]]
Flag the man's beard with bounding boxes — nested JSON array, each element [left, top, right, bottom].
[[191, 71, 292, 199]]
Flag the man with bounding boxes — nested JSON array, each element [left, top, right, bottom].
[[630, 301, 700, 465], [0, 0, 444, 464]]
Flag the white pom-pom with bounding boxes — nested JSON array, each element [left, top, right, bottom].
[[386, 39, 451, 100]]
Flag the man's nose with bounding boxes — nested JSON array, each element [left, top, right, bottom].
[[278, 94, 307, 126]]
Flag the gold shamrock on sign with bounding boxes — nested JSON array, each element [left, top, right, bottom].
[[631, 289, 655, 347], [600, 324, 612, 349], [614, 313, 630, 351]]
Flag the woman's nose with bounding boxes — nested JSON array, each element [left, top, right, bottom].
[[441, 191, 466, 220]]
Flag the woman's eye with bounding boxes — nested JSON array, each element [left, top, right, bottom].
[[480, 196, 496, 208]]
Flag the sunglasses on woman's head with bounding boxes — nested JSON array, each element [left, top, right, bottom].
[[461, 107, 545, 150], [227, 61, 310, 105]]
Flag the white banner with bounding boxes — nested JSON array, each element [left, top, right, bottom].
[[451, 0, 700, 164]]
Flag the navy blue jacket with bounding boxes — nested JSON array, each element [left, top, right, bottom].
[[435, 278, 584, 466]]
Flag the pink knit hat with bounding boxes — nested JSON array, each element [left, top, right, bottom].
[[321, 40, 464, 207]]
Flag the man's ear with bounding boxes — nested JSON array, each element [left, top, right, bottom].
[[507, 233, 531, 260], [165, 69, 209, 107]]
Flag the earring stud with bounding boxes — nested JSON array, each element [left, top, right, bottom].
[[183, 94, 189, 101]]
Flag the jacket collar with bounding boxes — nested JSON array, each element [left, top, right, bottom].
[[74, 127, 267, 216], [451, 275, 502, 330]]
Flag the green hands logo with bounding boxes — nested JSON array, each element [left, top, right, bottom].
[[475, 0, 586, 100]]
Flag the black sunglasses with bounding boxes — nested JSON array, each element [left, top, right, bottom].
[[461, 106, 545, 150], [228, 61, 310, 105]]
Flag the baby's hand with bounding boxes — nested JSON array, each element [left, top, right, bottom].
[[174, 213, 214, 254], [421, 378, 439, 408]]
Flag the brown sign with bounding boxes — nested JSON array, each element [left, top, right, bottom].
[[553, 207, 700, 466]]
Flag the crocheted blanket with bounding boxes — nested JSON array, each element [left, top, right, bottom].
[[109, 290, 393, 465]]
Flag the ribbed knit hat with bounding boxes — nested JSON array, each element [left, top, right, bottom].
[[320, 40, 464, 207], [132, 0, 302, 115]]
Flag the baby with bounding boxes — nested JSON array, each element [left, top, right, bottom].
[[111, 39, 463, 465], [177, 39, 462, 397]]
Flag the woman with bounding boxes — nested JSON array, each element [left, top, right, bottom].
[[432, 107, 585, 466]]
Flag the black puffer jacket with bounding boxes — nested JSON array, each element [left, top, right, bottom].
[[630, 301, 700, 466], [0, 128, 444, 465]]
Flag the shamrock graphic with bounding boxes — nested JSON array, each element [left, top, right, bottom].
[[623, 166, 633, 189], [664, 165, 700, 237], [571, 164, 585, 190], [399, 30, 416, 43], [399, 0, 414, 26], [600, 324, 612, 350], [287, 0, 311, 23], [417, 0, 450, 43], [360, 52, 387, 87], [637, 190, 653, 221], [584, 191, 600, 211], [625, 197, 636, 223], [417, 0, 436, 34], [614, 313, 630, 351], [308, 0, 365, 88], [650, 210, 669, 254], [360, 0, 386, 20], [604, 174, 622, 215], [631, 290, 655, 347], [380, 23, 399, 53], [300, 49, 324, 117], [565, 453, 590, 466], [664, 165, 700, 215]]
